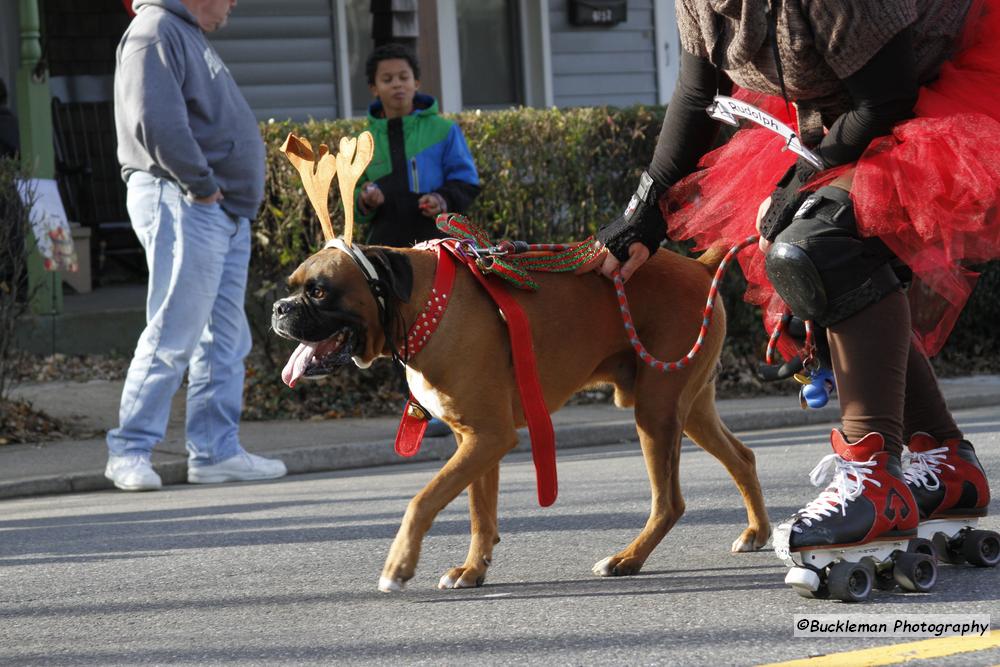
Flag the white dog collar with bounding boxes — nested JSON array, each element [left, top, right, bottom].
[[325, 238, 384, 309]]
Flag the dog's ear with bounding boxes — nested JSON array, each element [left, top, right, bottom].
[[364, 247, 413, 303]]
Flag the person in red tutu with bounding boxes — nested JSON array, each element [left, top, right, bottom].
[[594, 0, 998, 581]]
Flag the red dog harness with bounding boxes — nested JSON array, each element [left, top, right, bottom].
[[394, 240, 558, 507], [394, 245, 456, 458]]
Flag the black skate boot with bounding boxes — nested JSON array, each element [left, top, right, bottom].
[[905, 432, 998, 567], [774, 430, 935, 601]]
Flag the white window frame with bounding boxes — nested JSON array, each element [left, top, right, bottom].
[[334, 0, 353, 117], [333, 0, 555, 116], [653, 0, 679, 105], [436, 0, 463, 112], [438, 0, 552, 111], [518, 0, 553, 108]]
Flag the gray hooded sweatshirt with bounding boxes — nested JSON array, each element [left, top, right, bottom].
[[114, 0, 264, 220]]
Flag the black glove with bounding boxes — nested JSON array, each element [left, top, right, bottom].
[[597, 171, 667, 262], [758, 159, 819, 242]]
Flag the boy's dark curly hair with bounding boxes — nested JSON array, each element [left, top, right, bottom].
[[365, 43, 420, 84]]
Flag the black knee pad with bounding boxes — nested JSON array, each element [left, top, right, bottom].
[[765, 186, 901, 326], [765, 243, 828, 322]]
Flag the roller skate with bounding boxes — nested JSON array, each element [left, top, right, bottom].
[[904, 432, 999, 567], [774, 430, 937, 602]]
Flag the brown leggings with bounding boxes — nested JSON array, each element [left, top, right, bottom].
[[827, 289, 962, 458]]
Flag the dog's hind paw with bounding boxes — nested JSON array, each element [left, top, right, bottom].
[[378, 576, 406, 593]]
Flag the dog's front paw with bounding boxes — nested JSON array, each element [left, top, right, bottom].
[[438, 566, 486, 589], [592, 555, 643, 577], [378, 575, 407, 593], [730, 526, 771, 553]]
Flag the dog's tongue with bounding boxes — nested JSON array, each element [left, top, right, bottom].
[[282, 342, 316, 388]]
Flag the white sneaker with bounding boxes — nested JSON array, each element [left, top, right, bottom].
[[105, 454, 163, 491], [187, 451, 287, 484]]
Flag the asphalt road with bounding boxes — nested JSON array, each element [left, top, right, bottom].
[[2, 407, 999, 666]]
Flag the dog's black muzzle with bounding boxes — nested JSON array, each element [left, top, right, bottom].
[[271, 296, 313, 342], [271, 295, 366, 372]]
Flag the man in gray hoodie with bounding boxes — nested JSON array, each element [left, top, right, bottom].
[[106, 0, 286, 491]]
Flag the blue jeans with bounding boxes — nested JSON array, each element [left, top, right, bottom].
[[107, 172, 253, 466]]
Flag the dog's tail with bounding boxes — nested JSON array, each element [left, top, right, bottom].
[[696, 246, 727, 273]]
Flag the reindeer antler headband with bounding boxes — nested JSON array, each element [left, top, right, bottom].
[[280, 130, 375, 246]]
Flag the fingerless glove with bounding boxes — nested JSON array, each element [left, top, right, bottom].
[[597, 171, 667, 262], [758, 159, 818, 241]]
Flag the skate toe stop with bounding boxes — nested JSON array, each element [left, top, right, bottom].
[[785, 566, 821, 592]]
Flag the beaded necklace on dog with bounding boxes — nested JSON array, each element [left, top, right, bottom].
[[403, 243, 456, 358]]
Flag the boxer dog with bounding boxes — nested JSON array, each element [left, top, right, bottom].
[[272, 238, 771, 592]]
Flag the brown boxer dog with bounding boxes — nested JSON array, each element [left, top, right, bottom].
[[272, 243, 770, 592]]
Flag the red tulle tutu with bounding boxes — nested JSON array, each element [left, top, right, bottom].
[[665, 0, 1000, 357]]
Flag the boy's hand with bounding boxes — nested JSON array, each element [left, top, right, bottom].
[[418, 193, 446, 218], [360, 182, 384, 210]]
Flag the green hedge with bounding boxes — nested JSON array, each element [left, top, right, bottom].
[[245, 106, 1000, 418], [1, 157, 32, 420]]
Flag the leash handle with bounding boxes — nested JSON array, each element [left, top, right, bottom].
[[765, 311, 792, 365], [763, 306, 817, 377]]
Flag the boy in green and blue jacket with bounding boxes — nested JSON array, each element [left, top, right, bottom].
[[358, 44, 480, 247]]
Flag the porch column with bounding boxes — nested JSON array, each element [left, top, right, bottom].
[[17, 0, 61, 314]]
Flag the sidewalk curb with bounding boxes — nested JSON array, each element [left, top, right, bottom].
[[268, 389, 998, 478], [2, 388, 998, 501]]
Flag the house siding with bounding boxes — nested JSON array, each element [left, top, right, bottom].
[[548, 0, 657, 108], [209, 0, 340, 122]]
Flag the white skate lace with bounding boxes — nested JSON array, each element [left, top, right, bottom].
[[792, 454, 881, 533], [902, 446, 955, 491]]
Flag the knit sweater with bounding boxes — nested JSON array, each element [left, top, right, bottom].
[[676, 0, 970, 138]]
